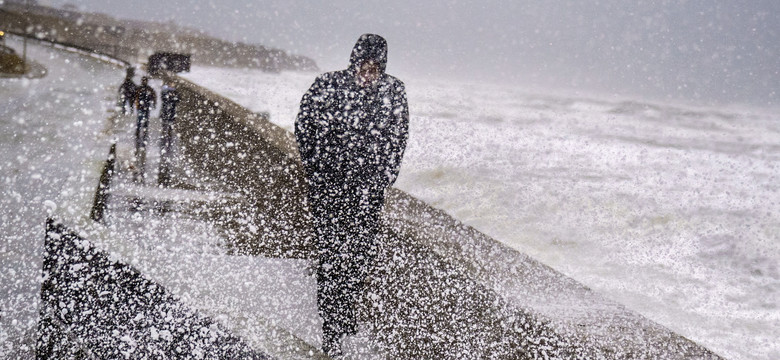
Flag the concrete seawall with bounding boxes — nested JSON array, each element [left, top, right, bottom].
[[164, 74, 723, 358], [168, 75, 313, 258]]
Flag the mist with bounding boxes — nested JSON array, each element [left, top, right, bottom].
[[41, 0, 779, 107]]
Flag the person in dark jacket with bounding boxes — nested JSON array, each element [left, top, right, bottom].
[[295, 33, 409, 356], [118, 71, 136, 115], [133, 76, 157, 183], [158, 81, 180, 186]]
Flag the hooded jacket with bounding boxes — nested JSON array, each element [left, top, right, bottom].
[[296, 34, 409, 192]]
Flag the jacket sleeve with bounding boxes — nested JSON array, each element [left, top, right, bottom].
[[295, 76, 325, 179], [384, 80, 409, 187]]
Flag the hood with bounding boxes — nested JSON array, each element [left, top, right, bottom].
[[348, 34, 388, 75]]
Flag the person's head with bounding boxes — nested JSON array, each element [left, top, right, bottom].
[[141, 76, 149, 86], [349, 34, 387, 86]]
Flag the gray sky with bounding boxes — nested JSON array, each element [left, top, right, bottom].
[[42, 0, 780, 107]]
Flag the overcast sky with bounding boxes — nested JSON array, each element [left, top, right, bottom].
[[39, 0, 780, 107]]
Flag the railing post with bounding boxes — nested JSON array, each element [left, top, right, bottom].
[[90, 142, 116, 223]]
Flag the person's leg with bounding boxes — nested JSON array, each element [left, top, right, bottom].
[[163, 121, 173, 157], [119, 95, 126, 114], [336, 189, 381, 337], [134, 114, 143, 181], [344, 190, 384, 335], [317, 254, 350, 356], [140, 118, 149, 180], [158, 120, 172, 186], [317, 256, 337, 353], [135, 111, 149, 182], [358, 191, 383, 274], [311, 190, 348, 355]]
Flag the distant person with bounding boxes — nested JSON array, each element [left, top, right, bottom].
[[158, 81, 180, 186], [295, 33, 409, 356], [118, 70, 136, 115], [133, 76, 156, 182]]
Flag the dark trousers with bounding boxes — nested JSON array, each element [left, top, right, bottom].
[[308, 185, 383, 350], [134, 110, 150, 181], [120, 95, 133, 115], [158, 119, 174, 186]]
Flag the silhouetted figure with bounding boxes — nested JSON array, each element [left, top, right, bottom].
[[118, 70, 137, 115], [133, 76, 156, 183], [295, 33, 409, 356], [158, 81, 180, 186]]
